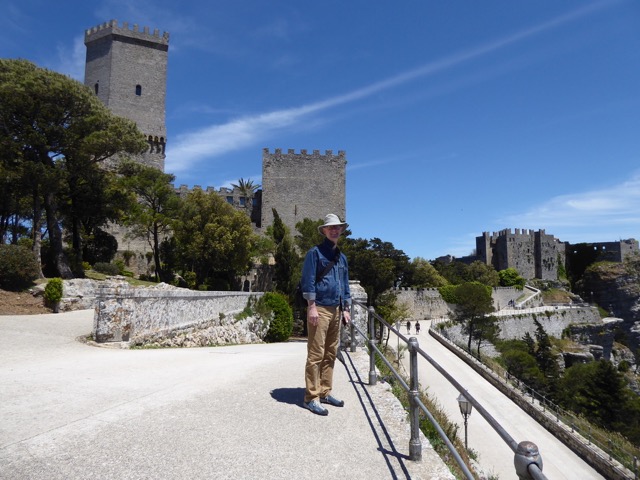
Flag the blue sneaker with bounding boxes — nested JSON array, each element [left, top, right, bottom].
[[320, 394, 344, 407], [304, 400, 328, 416]]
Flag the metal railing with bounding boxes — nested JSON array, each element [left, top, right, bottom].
[[348, 300, 547, 480]]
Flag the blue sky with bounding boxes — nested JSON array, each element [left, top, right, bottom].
[[3, 0, 640, 260]]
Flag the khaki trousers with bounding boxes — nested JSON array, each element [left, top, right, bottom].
[[304, 305, 341, 403]]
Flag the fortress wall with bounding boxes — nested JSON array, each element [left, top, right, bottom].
[[391, 287, 452, 319]]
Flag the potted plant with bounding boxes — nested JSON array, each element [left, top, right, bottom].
[[44, 277, 63, 313]]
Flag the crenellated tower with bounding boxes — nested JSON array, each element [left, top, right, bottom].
[[84, 20, 169, 170], [261, 148, 347, 234]]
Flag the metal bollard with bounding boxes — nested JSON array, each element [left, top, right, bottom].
[[514, 441, 543, 479]]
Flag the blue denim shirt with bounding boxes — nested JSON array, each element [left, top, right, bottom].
[[301, 238, 351, 308]]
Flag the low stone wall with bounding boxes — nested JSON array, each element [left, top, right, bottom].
[[498, 307, 601, 339], [94, 283, 263, 344]]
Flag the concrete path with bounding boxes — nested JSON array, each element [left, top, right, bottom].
[[0, 311, 452, 480], [397, 324, 605, 479]]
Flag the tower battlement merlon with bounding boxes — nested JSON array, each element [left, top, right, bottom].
[[85, 19, 170, 46], [262, 148, 346, 159]]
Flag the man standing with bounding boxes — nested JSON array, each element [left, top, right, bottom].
[[301, 214, 351, 416]]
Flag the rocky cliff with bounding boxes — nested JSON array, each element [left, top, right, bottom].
[[578, 258, 640, 350]]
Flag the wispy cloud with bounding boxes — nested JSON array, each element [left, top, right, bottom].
[[167, 1, 615, 173], [52, 35, 86, 81], [499, 172, 640, 241]]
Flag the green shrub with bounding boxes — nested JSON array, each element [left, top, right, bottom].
[[93, 262, 120, 276], [44, 277, 63, 305], [261, 292, 293, 342], [438, 284, 459, 304], [0, 244, 40, 291]]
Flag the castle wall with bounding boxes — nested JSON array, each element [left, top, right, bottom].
[[392, 287, 451, 319], [589, 239, 640, 263], [261, 148, 346, 234], [535, 229, 558, 280], [477, 229, 635, 282]]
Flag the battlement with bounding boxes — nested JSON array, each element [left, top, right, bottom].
[[263, 148, 346, 158], [85, 19, 169, 46]]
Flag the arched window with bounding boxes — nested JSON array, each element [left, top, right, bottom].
[[135, 84, 142, 96], [94, 83, 99, 95]]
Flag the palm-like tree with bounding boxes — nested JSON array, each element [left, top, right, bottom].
[[231, 178, 260, 212]]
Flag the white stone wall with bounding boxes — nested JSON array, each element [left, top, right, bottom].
[[93, 283, 263, 343], [391, 287, 452, 319]]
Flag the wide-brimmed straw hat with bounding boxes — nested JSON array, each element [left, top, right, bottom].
[[318, 213, 348, 234]]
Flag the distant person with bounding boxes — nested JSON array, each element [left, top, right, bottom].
[[415, 321, 421, 334], [406, 321, 411, 334], [300, 214, 351, 416]]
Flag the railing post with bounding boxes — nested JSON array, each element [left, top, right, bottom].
[[408, 337, 422, 461], [368, 306, 377, 386], [514, 441, 543, 480]]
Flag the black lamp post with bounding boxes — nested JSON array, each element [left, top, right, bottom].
[[457, 393, 473, 450]]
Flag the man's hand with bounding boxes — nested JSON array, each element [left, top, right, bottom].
[[307, 303, 319, 326], [342, 309, 351, 325]]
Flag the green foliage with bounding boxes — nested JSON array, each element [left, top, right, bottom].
[[44, 277, 63, 304], [438, 284, 459, 303], [93, 262, 121, 276], [557, 253, 568, 280], [183, 271, 197, 290], [618, 360, 631, 373], [375, 291, 410, 343], [117, 161, 181, 282], [272, 209, 300, 299], [0, 59, 148, 278], [467, 260, 500, 287], [407, 257, 448, 288], [452, 282, 495, 352], [556, 360, 640, 442], [294, 218, 325, 253], [498, 268, 526, 288], [172, 188, 257, 289], [432, 259, 471, 285], [0, 244, 40, 290], [260, 292, 294, 342], [342, 237, 410, 304], [532, 320, 560, 393]]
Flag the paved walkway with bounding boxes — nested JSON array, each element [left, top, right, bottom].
[[0, 310, 452, 480]]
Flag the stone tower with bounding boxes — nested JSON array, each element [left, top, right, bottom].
[[84, 20, 169, 171], [261, 148, 347, 234]]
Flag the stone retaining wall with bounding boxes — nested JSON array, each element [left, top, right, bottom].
[[497, 307, 601, 339], [94, 283, 263, 344]]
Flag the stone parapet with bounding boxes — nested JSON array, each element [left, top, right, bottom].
[[93, 283, 262, 344]]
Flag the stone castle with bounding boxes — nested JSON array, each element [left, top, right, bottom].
[[459, 228, 638, 280], [83, 19, 345, 241]]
